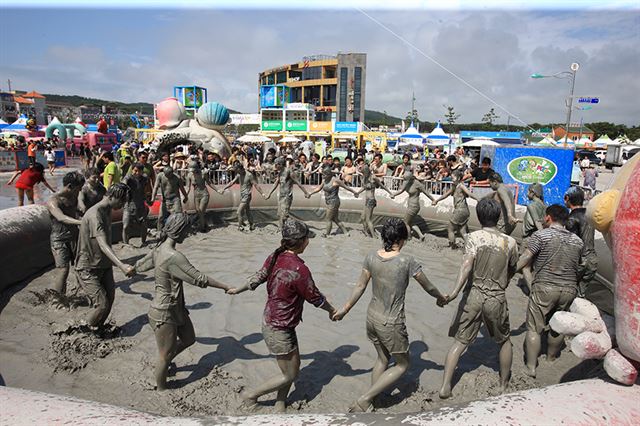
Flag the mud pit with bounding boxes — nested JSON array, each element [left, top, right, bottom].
[[0, 221, 585, 416]]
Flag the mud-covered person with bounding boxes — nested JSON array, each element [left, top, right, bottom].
[[152, 166, 188, 232], [516, 204, 583, 378], [264, 157, 310, 230], [221, 161, 266, 231], [184, 160, 219, 233], [135, 213, 232, 391], [439, 198, 518, 399], [355, 159, 394, 238], [333, 218, 446, 412], [486, 172, 518, 235], [227, 219, 337, 413], [122, 163, 150, 245], [432, 169, 479, 248], [75, 183, 135, 328], [564, 187, 597, 298], [521, 183, 546, 291], [47, 171, 85, 297], [78, 168, 106, 215]]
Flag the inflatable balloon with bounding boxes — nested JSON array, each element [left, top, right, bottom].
[[97, 118, 108, 134], [25, 118, 37, 132], [156, 97, 186, 130], [196, 101, 230, 129]]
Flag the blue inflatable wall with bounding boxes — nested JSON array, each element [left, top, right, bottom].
[[481, 145, 574, 206]]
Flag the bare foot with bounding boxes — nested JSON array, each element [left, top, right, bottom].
[[524, 366, 536, 378], [499, 383, 509, 394], [348, 397, 371, 413], [274, 400, 286, 414], [239, 391, 258, 411], [439, 385, 452, 399]]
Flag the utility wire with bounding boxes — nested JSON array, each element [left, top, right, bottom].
[[356, 7, 536, 132]]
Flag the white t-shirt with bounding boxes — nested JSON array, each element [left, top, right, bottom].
[[45, 151, 56, 162], [580, 158, 590, 168]]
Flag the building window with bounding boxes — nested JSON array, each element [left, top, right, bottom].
[[353, 67, 362, 122], [324, 66, 336, 79], [267, 74, 275, 85], [322, 85, 336, 106], [302, 66, 322, 80], [339, 67, 348, 121], [276, 71, 287, 84]]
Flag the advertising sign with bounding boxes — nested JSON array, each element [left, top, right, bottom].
[[286, 120, 307, 131], [480, 145, 574, 206], [334, 121, 358, 132], [261, 120, 283, 131], [230, 114, 261, 125], [261, 86, 276, 108], [184, 87, 205, 108], [310, 121, 332, 131]]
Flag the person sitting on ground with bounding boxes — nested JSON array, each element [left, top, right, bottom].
[[135, 213, 232, 391], [333, 217, 446, 412], [47, 171, 85, 297], [78, 168, 106, 214], [228, 219, 337, 413], [75, 183, 135, 328], [516, 204, 584, 378], [439, 198, 518, 399], [7, 162, 56, 206]]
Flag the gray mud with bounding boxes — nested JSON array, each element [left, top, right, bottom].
[[0, 220, 583, 417]]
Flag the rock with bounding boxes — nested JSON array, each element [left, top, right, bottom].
[[550, 311, 605, 335], [570, 298, 601, 321], [571, 331, 612, 359], [604, 349, 638, 385]]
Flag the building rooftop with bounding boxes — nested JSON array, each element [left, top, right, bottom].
[[23, 91, 46, 99], [14, 97, 34, 104]]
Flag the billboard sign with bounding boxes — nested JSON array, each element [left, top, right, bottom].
[[184, 87, 205, 108], [286, 120, 307, 131], [480, 145, 573, 205], [260, 86, 276, 108], [310, 121, 332, 131], [230, 114, 261, 125], [578, 97, 599, 104], [334, 121, 358, 132], [262, 120, 283, 131]]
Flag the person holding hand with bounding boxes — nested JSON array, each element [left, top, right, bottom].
[[135, 213, 232, 391], [227, 218, 336, 413], [333, 217, 446, 412]]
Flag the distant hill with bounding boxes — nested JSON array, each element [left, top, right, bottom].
[[42, 94, 241, 115], [364, 109, 402, 126]]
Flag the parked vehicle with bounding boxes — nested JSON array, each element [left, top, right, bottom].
[[577, 149, 602, 166]]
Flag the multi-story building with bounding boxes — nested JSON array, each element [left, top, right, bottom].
[[258, 53, 367, 124], [0, 92, 18, 123]]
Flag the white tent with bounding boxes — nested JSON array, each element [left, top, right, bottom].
[[279, 136, 301, 143], [425, 121, 450, 145], [237, 133, 271, 143], [399, 122, 424, 145], [612, 135, 632, 145], [533, 135, 557, 146], [462, 138, 499, 147], [634, 138, 640, 146], [593, 134, 612, 148], [575, 136, 595, 149]]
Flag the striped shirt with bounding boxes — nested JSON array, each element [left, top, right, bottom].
[[528, 224, 583, 288]]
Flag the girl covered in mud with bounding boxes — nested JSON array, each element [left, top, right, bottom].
[[332, 218, 447, 412], [227, 218, 337, 413], [134, 213, 232, 390]]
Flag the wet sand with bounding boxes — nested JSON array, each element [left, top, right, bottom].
[[0, 221, 586, 416]]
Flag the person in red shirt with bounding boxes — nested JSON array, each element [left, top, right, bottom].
[[7, 162, 56, 206], [27, 140, 37, 167], [228, 218, 337, 413]]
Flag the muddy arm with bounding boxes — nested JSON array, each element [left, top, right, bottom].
[[333, 269, 371, 320], [414, 271, 446, 306], [448, 253, 474, 302]]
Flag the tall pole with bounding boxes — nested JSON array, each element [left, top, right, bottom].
[[563, 63, 579, 148]]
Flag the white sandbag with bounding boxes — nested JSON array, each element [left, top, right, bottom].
[[550, 311, 605, 335], [571, 331, 612, 359], [604, 349, 638, 385], [570, 298, 601, 321]]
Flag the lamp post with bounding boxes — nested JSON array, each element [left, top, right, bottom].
[[531, 62, 579, 148]]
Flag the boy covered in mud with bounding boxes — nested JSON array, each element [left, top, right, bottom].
[[135, 213, 232, 391], [184, 160, 219, 232], [122, 163, 149, 245], [152, 166, 188, 232], [521, 183, 546, 290], [432, 169, 479, 248], [439, 198, 518, 399], [333, 218, 447, 412], [221, 161, 267, 231], [265, 157, 310, 229], [75, 183, 136, 327], [78, 168, 106, 214], [487, 172, 518, 235], [47, 171, 85, 297]]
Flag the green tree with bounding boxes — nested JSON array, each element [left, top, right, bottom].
[[405, 108, 419, 127], [443, 105, 461, 133], [481, 107, 500, 125]]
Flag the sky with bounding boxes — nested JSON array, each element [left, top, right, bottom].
[[0, 2, 638, 126]]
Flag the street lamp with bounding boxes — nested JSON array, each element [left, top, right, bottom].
[[531, 62, 579, 147]]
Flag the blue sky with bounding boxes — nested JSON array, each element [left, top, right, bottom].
[[1, 5, 638, 125]]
